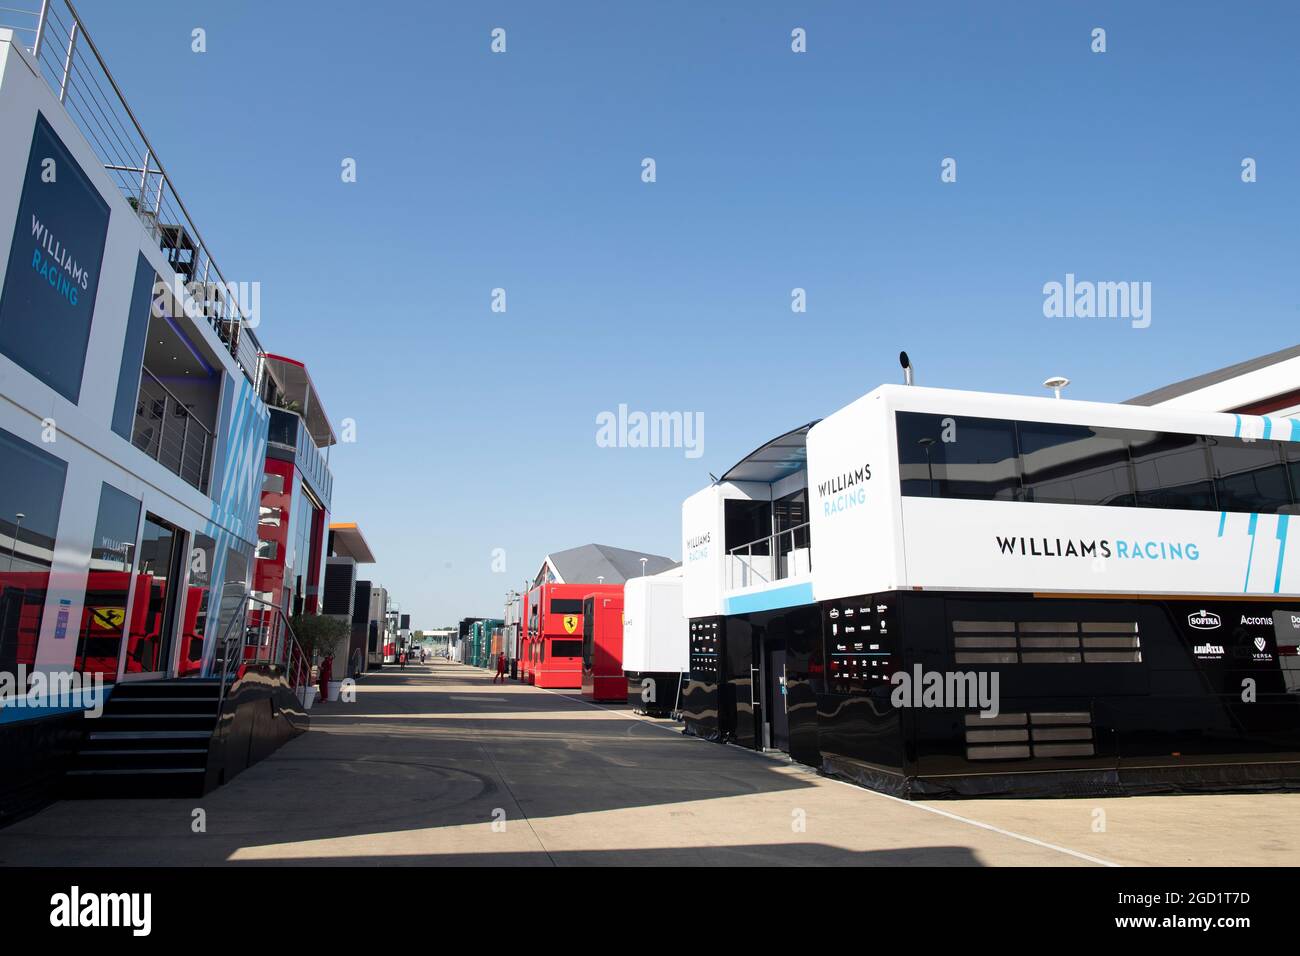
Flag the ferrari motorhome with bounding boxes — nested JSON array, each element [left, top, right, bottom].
[[681, 383, 1300, 797]]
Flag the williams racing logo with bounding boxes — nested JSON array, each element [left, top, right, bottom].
[[817, 464, 871, 517], [994, 535, 1201, 562]]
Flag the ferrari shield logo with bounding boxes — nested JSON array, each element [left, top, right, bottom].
[[91, 607, 126, 629], [563, 615, 579, 634]]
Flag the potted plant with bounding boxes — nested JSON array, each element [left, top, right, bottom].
[[291, 613, 351, 703]]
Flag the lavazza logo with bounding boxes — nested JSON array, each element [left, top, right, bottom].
[[1188, 610, 1222, 630]]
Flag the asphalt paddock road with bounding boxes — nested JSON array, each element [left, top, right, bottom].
[[2, 661, 1297, 866]]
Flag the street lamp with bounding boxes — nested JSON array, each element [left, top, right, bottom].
[[917, 439, 936, 497], [7, 512, 25, 573]]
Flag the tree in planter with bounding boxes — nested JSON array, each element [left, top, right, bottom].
[[291, 614, 350, 702], [290, 614, 350, 668]]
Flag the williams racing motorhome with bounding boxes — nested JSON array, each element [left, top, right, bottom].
[[680, 382, 1300, 797]]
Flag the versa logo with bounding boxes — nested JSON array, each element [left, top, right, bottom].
[[1188, 610, 1222, 630]]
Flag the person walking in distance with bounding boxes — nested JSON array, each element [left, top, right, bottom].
[[494, 651, 507, 684]]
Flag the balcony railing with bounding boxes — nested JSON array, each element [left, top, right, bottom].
[[267, 407, 333, 508], [726, 522, 813, 590], [131, 368, 212, 494], [0, 0, 263, 386]]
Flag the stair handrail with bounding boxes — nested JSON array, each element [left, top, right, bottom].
[[212, 595, 312, 711]]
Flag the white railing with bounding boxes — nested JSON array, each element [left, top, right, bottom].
[[131, 369, 213, 494], [726, 522, 813, 590]]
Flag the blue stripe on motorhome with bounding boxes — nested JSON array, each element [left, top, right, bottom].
[[724, 581, 816, 614]]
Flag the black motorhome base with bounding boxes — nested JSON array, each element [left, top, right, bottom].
[[626, 671, 686, 718], [0, 664, 307, 823], [0, 710, 82, 825], [822, 754, 1300, 799], [683, 590, 1300, 799]]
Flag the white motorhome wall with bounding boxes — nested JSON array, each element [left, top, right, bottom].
[[0, 33, 267, 677], [807, 384, 1300, 601], [622, 568, 686, 672], [681, 480, 767, 619], [807, 389, 903, 602]]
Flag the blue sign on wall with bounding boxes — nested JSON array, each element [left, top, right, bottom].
[[0, 112, 111, 403]]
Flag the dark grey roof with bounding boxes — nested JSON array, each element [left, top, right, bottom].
[[720, 422, 819, 484], [1126, 344, 1300, 406], [546, 543, 677, 585]]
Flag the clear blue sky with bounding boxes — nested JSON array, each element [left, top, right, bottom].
[[72, 0, 1299, 626]]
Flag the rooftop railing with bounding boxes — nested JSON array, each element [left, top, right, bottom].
[[267, 407, 334, 509], [1, 0, 263, 386], [726, 522, 813, 590]]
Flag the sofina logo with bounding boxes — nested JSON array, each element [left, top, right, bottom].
[[1188, 610, 1222, 630]]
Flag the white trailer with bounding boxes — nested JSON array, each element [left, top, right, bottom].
[[622, 567, 687, 716]]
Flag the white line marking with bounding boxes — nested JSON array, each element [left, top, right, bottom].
[[531, 682, 1121, 867]]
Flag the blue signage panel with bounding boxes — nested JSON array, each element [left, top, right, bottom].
[[0, 112, 111, 403]]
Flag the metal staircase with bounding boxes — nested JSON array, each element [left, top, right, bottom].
[[63, 596, 311, 799], [64, 680, 221, 797]]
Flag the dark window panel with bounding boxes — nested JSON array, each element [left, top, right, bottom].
[[897, 412, 1021, 501]]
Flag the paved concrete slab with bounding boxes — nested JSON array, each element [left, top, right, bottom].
[[1, 661, 1295, 866]]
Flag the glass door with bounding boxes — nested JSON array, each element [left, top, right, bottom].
[[123, 513, 185, 677]]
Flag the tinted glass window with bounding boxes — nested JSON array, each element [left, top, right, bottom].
[[75, 483, 141, 681], [111, 256, 155, 440], [552, 639, 583, 657], [1210, 437, 1294, 514], [1129, 432, 1216, 510], [1017, 422, 1134, 507], [0, 427, 67, 678], [725, 498, 771, 553], [550, 598, 583, 615], [897, 413, 1020, 500]]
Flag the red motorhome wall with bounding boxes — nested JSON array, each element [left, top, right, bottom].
[[255, 457, 295, 611], [520, 585, 542, 684], [581, 592, 626, 703], [532, 581, 622, 689]]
